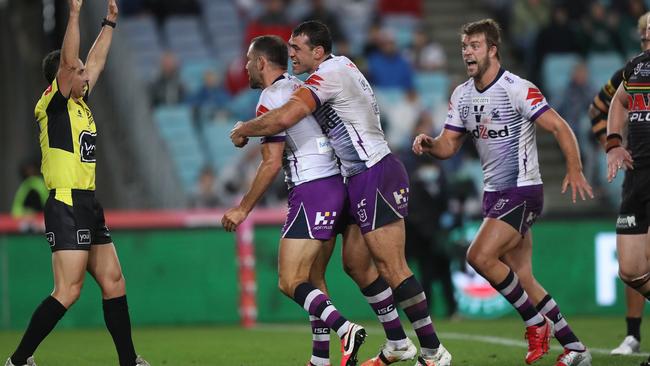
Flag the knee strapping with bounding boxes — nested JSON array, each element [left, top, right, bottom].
[[621, 272, 650, 290]]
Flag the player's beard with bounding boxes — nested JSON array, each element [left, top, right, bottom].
[[472, 55, 491, 81], [248, 71, 262, 89]]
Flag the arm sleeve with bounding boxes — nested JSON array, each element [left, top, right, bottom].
[[443, 85, 466, 133], [303, 68, 342, 109], [255, 91, 286, 144], [514, 79, 550, 122]]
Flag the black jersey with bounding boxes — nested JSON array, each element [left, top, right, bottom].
[[622, 51, 650, 168]]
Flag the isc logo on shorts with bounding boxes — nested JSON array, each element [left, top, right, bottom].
[[77, 229, 91, 245]]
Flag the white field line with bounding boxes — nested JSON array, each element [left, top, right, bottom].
[[254, 323, 650, 357]]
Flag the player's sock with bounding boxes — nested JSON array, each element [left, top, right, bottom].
[[103, 295, 138, 366], [493, 270, 545, 327], [393, 275, 441, 356], [309, 315, 330, 366], [361, 276, 408, 348], [536, 295, 586, 351], [11, 296, 67, 364], [294, 282, 350, 338], [627, 317, 642, 341]]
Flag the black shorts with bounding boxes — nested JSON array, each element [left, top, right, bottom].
[[44, 189, 112, 252], [617, 169, 650, 235]]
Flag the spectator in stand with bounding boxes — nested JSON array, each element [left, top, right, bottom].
[[11, 160, 48, 218], [557, 61, 599, 188], [188, 166, 223, 208], [150, 51, 185, 106], [384, 89, 429, 152], [407, 27, 447, 71], [367, 29, 415, 91], [378, 0, 422, 16], [510, 0, 551, 63], [300, 0, 347, 50], [616, 0, 647, 56], [244, 0, 293, 45], [188, 70, 231, 125], [580, 2, 624, 55], [532, 6, 580, 85]]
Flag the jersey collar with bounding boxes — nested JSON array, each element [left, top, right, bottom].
[[475, 67, 505, 93]]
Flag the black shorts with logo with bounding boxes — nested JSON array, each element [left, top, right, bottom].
[[44, 189, 112, 252], [617, 169, 650, 235]]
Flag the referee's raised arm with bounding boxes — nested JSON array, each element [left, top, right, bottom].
[[57, 0, 82, 98], [86, 0, 118, 94]]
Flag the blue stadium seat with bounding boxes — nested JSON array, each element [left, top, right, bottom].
[[541, 53, 581, 104], [153, 106, 206, 191], [374, 88, 405, 108], [587, 52, 624, 90], [228, 90, 262, 121], [180, 59, 222, 95], [414, 72, 450, 111]]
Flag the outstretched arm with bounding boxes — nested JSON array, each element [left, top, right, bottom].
[[230, 88, 316, 147], [221, 141, 285, 231], [606, 83, 634, 182], [85, 0, 118, 93], [535, 108, 594, 202], [412, 128, 466, 160], [58, 0, 83, 97]]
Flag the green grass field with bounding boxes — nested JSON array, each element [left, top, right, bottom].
[[0, 317, 648, 365]]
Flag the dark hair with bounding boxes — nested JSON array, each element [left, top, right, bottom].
[[461, 19, 502, 60], [42, 50, 61, 84], [292, 20, 332, 54], [251, 35, 289, 70]]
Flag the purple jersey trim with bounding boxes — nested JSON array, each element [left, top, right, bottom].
[[308, 88, 322, 109], [444, 123, 466, 133], [530, 105, 550, 122], [261, 136, 286, 144]]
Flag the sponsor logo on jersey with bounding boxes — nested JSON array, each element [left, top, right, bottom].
[[44, 84, 53, 95], [256, 104, 269, 117], [316, 136, 332, 153], [616, 215, 637, 229], [472, 96, 490, 104], [627, 93, 650, 112], [305, 74, 324, 87], [629, 111, 650, 122], [469, 124, 510, 139], [526, 88, 544, 106], [77, 229, 91, 245], [79, 130, 97, 163]]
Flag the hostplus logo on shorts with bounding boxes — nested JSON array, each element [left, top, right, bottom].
[[314, 211, 336, 230], [393, 188, 409, 209]]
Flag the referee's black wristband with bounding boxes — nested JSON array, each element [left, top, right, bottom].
[[101, 18, 116, 28]]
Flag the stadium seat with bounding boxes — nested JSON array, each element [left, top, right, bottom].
[[541, 53, 581, 104], [414, 72, 450, 111], [153, 106, 206, 191], [587, 52, 624, 90], [228, 89, 262, 121], [180, 59, 223, 95], [374, 87, 406, 108]]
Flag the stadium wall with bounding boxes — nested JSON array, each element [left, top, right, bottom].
[[0, 216, 638, 330]]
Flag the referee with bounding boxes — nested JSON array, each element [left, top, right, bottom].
[[4, 1, 149, 366]]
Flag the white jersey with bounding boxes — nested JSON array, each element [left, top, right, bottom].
[[257, 73, 339, 188], [303, 55, 391, 177], [444, 69, 547, 191]]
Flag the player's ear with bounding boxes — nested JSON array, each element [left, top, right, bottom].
[[313, 45, 324, 59], [257, 55, 265, 71]]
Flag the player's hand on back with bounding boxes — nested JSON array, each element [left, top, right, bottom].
[[221, 207, 248, 232], [606, 146, 634, 183], [561, 169, 594, 203], [412, 134, 434, 156], [230, 121, 249, 148], [106, 0, 118, 22], [69, 0, 82, 13]]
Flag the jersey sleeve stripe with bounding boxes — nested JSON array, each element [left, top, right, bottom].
[[444, 123, 466, 133], [307, 88, 322, 109], [530, 105, 550, 122]]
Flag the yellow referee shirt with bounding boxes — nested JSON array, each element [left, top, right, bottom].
[[35, 78, 97, 204]]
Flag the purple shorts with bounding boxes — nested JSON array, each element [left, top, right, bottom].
[[346, 154, 409, 234], [482, 184, 544, 235], [282, 174, 347, 240]]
